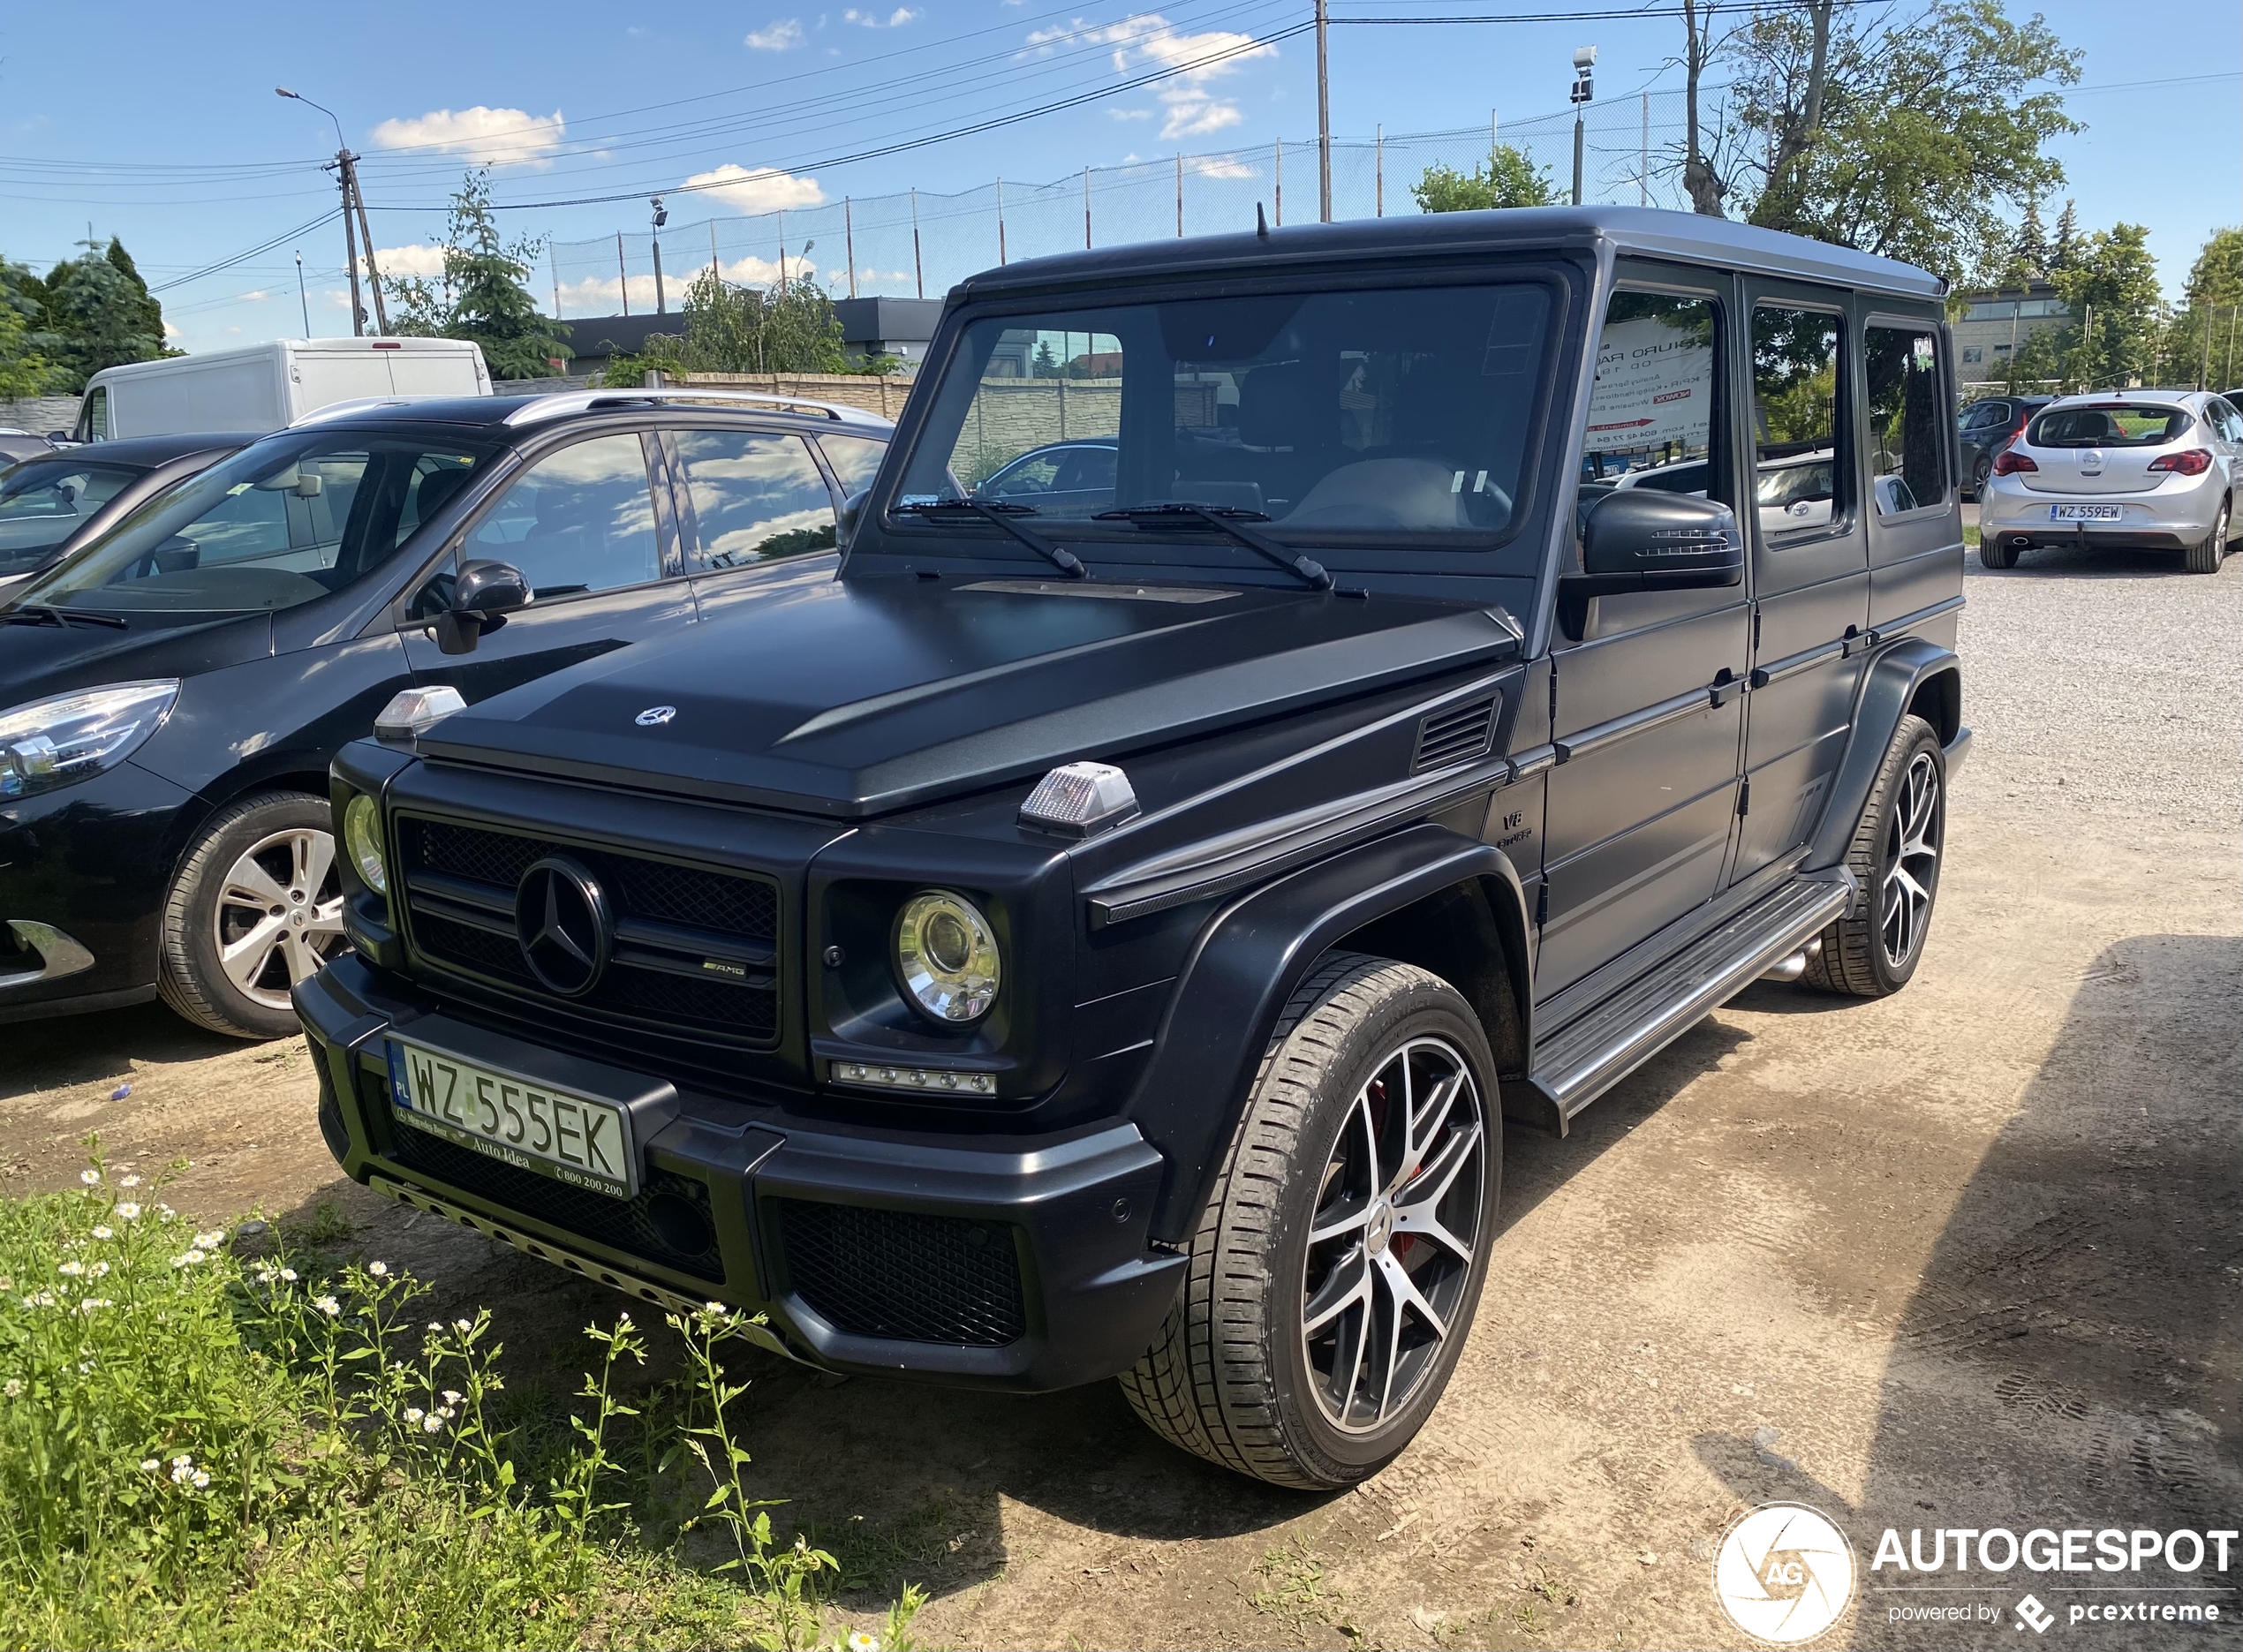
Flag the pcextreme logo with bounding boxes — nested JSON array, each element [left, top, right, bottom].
[[1712, 1503, 1858, 1645]]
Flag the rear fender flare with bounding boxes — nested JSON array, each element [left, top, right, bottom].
[[1809, 638, 1959, 871], [1126, 823, 1524, 1245]]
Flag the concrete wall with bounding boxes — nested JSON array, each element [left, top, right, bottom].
[[954, 378, 1122, 482], [674, 371, 918, 422], [0, 396, 83, 438]]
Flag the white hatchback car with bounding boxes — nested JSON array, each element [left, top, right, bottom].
[[1978, 389, 2243, 573]]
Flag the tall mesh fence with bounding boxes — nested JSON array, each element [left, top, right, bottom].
[[546, 94, 1695, 319]]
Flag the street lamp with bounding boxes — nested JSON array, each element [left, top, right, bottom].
[[1569, 46, 1597, 207], [650, 196, 669, 316], [277, 87, 386, 334]]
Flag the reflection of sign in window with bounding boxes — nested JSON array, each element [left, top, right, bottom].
[[1961, 346, 1982, 364], [1583, 317, 1713, 454]]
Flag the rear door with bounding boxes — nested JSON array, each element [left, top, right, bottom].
[[668, 425, 847, 620], [1863, 315, 1960, 631], [1729, 285, 1869, 887], [401, 428, 695, 700]]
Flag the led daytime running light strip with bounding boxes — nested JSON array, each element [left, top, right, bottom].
[[831, 1060, 996, 1097]]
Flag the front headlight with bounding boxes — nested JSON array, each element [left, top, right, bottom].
[[0, 681, 179, 801], [894, 889, 1001, 1023], [343, 793, 388, 895]]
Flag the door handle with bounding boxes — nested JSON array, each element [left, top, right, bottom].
[[1708, 669, 1742, 708]]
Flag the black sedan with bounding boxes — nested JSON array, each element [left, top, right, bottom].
[[0, 389, 889, 1037], [1, 434, 256, 604], [1957, 394, 2054, 499]]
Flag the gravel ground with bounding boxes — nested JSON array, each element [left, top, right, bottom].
[[1958, 540, 2242, 831]]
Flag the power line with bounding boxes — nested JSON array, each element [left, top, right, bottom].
[[149, 208, 344, 294]]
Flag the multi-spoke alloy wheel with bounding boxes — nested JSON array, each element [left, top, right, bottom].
[[1877, 751, 1940, 972], [160, 791, 351, 1039], [1302, 1037, 1486, 1433], [1122, 954, 1500, 1490], [1803, 713, 1945, 999]]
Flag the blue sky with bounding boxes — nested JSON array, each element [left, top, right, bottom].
[[2, 0, 2235, 354]]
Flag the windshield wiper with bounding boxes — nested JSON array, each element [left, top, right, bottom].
[[1094, 503, 1336, 593], [895, 499, 1088, 579], [3, 603, 129, 630]]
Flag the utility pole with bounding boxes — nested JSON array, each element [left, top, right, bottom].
[[340, 149, 388, 333], [1569, 47, 1597, 207], [294, 252, 310, 336], [617, 234, 630, 317], [336, 161, 366, 336], [997, 178, 1008, 266], [845, 199, 857, 300], [910, 189, 924, 300], [650, 197, 668, 314], [279, 88, 381, 335], [1315, 0, 1332, 223]]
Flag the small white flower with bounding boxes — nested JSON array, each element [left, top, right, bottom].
[[170, 1250, 205, 1270], [170, 1464, 192, 1484], [57, 1262, 84, 1278], [172, 1453, 193, 1468], [279, 1268, 298, 1283], [157, 1204, 176, 1221], [366, 1260, 389, 1278], [442, 1389, 462, 1405], [403, 1407, 424, 1423], [616, 1310, 631, 1325], [420, 1414, 445, 1434], [255, 1268, 277, 1285], [847, 1633, 881, 1652], [190, 1469, 210, 1490], [118, 1174, 141, 1188], [78, 1298, 113, 1314], [91, 1226, 113, 1241], [80, 1169, 102, 1186], [435, 1405, 456, 1421], [3, 1378, 22, 1399], [77, 1361, 94, 1375], [193, 1229, 225, 1250], [313, 1294, 341, 1317], [89, 1262, 110, 1279], [140, 1458, 159, 1474], [453, 1317, 472, 1334], [114, 1203, 140, 1222]]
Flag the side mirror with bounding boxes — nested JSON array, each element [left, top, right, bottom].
[[1560, 490, 1742, 639], [432, 558, 531, 654], [837, 487, 869, 550]]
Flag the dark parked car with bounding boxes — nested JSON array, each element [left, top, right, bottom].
[[0, 427, 56, 467], [303, 207, 1967, 1490], [0, 389, 889, 1037], [974, 438, 1118, 512], [1957, 393, 2054, 499], [0, 434, 256, 605]]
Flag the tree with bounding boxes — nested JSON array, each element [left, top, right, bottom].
[[603, 263, 879, 383], [0, 259, 63, 398], [2050, 199, 2078, 272], [383, 170, 571, 380], [37, 238, 170, 388], [2156, 227, 2242, 387], [1673, 0, 2081, 287], [1412, 143, 1559, 213], [1031, 339, 1061, 378], [2054, 223, 2160, 390], [2006, 196, 2048, 285]]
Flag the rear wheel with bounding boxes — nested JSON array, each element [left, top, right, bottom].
[[1120, 954, 1499, 1490], [2183, 497, 2229, 575], [1977, 536, 2017, 570], [158, 792, 346, 1039], [1802, 716, 1945, 999]]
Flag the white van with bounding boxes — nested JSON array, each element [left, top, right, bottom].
[[72, 338, 492, 443]]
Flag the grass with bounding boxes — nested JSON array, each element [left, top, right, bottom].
[[0, 1150, 924, 1650]]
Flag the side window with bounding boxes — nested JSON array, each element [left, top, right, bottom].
[[674, 430, 836, 569], [1579, 290, 1723, 536], [1751, 305, 1844, 539], [1865, 324, 1948, 516], [818, 433, 888, 495], [464, 434, 660, 600], [79, 388, 109, 442]]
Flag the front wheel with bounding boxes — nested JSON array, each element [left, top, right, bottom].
[[1803, 715, 1945, 998], [158, 791, 347, 1038], [1120, 954, 1499, 1490], [1969, 453, 1992, 501]]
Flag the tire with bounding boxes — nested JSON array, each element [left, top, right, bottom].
[[1120, 954, 1500, 1490], [1969, 453, 1991, 501], [2183, 497, 2228, 575], [1802, 715, 1945, 999], [1976, 537, 2017, 570], [158, 791, 347, 1039]]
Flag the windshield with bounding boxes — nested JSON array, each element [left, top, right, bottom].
[[0, 461, 140, 577], [2028, 405, 2191, 449], [16, 429, 496, 615], [894, 282, 1555, 550]]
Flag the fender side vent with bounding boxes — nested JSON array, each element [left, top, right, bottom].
[[1413, 695, 1498, 773]]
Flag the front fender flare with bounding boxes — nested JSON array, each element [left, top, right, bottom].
[[1125, 823, 1522, 1245], [1808, 638, 1960, 871]]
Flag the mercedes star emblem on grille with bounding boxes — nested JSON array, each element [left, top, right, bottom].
[[514, 857, 612, 996], [635, 705, 677, 726]]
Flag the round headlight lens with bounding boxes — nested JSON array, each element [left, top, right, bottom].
[[343, 794, 388, 895], [894, 890, 999, 1023]]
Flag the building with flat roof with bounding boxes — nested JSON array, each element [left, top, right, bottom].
[[1953, 281, 2071, 386]]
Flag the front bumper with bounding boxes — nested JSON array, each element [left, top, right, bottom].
[[1981, 472, 2224, 550], [295, 954, 1184, 1391]]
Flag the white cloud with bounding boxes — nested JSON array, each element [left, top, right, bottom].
[[1023, 14, 1273, 141], [369, 106, 567, 166], [745, 18, 804, 49], [371, 243, 448, 277], [842, 5, 918, 23], [1189, 155, 1257, 179], [237, 290, 271, 303], [1109, 106, 1152, 121], [162, 321, 183, 339], [683, 162, 826, 215]]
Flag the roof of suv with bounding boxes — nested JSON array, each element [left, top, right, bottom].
[[956, 204, 1945, 303], [298, 388, 894, 435]]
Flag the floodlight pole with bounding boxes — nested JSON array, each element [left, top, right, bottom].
[[1569, 47, 1597, 207], [1316, 0, 1332, 223]]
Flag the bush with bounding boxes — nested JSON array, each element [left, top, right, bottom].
[[0, 1153, 922, 1650]]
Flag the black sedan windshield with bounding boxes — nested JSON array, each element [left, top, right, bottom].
[[19, 429, 497, 615], [895, 282, 1555, 547], [0, 460, 140, 577]]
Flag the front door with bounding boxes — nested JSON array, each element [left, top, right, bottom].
[[401, 430, 696, 700], [1730, 288, 1870, 886], [1537, 269, 1749, 996]]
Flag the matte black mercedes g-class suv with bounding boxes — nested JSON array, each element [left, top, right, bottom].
[[300, 207, 1967, 1490]]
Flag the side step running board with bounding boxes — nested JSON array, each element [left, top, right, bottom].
[[1524, 871, 1855, 1131]]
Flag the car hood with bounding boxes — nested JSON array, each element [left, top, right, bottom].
[[417, 574, 1524, 818], [0, 610, 274, 714]]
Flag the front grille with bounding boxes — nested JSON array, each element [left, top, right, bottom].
[[378, 1086, 725, 1282], [396, 815, 781, 1050], [773, 1200, 1026, 1346]]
